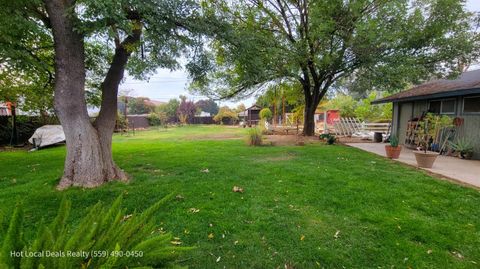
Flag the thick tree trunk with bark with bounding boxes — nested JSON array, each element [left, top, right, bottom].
[[303, 102, 316, 136], [45, 0, 129, 189], [302, 83, 322, 136], [301, 76, 330, 136]]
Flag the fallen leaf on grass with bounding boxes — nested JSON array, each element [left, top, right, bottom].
[[232, 186, 244, 193], [452, 251, 464, 259], [208, 233, 214, 239], [209, 253, 221, 262], [300, 235, 305, 241], [334, 230, 340, 239], [122, 214, 133, 221], [189, 208, 200, 213]]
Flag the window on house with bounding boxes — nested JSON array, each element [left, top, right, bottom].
[[441, 99, 455, 114], [463, 96, 480, 113], [429, 101, 441, 114], [428, 99, 455, 114]]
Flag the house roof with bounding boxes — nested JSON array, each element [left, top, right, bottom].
[[246, 104, 262, 111], [372, 69, 480, 104], [144, 99, 166, 107]]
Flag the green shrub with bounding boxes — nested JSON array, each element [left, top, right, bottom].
[[0, 194, 189, 269], [147, 112, 168, 127], [326, 135, 336, 145], [258, 119, 270, 135], [214, 106, 238, 124], [319, 133, 332, 141], [115, 112, 129, 131], [247, 127, 262, 146], [259, 108, 272, 120]]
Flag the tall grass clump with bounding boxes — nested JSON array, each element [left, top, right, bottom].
[[247, 127, 262, 146]]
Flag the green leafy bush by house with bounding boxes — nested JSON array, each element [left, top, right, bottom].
[[0, 194, 189, 269], [259, 108, 272, 120]]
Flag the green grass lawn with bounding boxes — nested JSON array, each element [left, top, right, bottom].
[[0, 125, 479, 268]]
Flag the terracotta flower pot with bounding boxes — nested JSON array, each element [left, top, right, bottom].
[[385, 145, 402, 159], [414, 151, 439, 168]]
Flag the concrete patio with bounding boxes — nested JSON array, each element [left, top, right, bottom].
[[346, 143, 480, 188]]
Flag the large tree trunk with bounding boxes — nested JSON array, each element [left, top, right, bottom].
[[302, 84, 320, 136], [303, 102, 316, 136], [92, 28, 142, 185], [302, 80, 329, 136], [45, 0, 127, 189]]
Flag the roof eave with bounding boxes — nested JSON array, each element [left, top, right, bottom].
[[371, 88, 480, 104]]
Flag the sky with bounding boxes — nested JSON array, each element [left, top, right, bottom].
[[119, 0, 480, 108]]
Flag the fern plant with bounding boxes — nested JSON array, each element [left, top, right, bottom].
[[0, 194, 190, 269]]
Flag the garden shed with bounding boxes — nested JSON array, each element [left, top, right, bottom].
[[241, 104, 262, 126], [372, 69, 480, 159]]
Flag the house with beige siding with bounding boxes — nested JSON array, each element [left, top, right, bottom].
[[373, 69, 480, 159]]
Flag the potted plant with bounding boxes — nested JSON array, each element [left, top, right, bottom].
[[385, 135, 402, 159], [450, 138, 474, 159], [414, 117, 440, 168]]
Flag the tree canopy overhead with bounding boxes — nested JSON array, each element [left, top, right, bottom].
[[196, 0, 479, 135], [0, 0, 223, 189], [195, 98, 219, 115]]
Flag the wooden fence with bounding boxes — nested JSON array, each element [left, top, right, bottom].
[[333, 118, 391, 136]]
